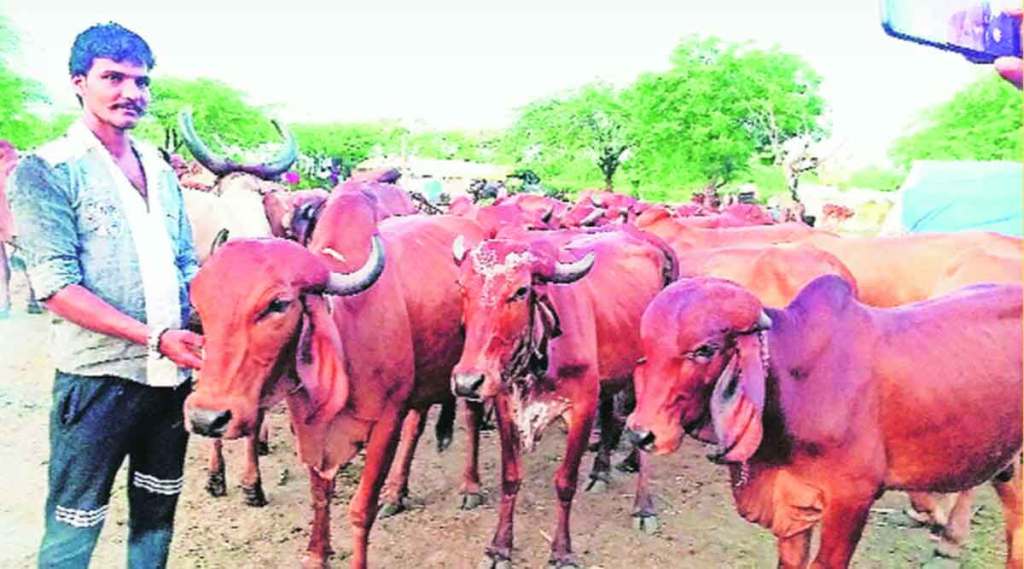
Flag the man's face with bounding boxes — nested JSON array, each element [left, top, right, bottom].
[[72, 58, 151, 130]]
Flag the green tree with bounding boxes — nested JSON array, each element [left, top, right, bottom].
[[403, 130, 500, 162], [134, 77, 278, 158], [291, 121, 406, 173], [890, 75, 1022, 167], [621, 37, 825, 199], [501, 83, 632, 190], [0, 14, 55, 148]]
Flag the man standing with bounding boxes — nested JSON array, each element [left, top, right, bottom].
[[8, 22, 202, 568], [0, 140, 18, 318]]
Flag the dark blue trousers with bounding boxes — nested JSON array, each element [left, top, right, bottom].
[[38, 371, 190, 569]]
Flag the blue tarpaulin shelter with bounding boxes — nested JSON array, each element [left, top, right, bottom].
[[897, 161, 1022, 237]]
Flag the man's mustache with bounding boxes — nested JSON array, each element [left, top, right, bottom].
[[113, 102, 145, 113]]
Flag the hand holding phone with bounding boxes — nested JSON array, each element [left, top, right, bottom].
[[881, 0, 1022, 64]]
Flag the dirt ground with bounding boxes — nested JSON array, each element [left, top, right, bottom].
[[0, 281, 1011, 568]]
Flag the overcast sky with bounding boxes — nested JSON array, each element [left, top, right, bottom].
[[4, 0, 991, 165]]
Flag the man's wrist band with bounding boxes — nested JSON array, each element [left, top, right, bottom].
[[148, 327, 170, 359]]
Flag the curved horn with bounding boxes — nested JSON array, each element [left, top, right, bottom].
[[580, 207, 606, 226], [178, 109, 298, 180], [452, 235, 468, 265], [209, 228, 230, 257], [544, 251, 596, 284], [540, 207, 554, 224], [323, 235, 386, 296], [757, 310, 773, 330]]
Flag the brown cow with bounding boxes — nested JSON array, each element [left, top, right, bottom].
[[451, 228, 676, 568], [674, 244, 858, 309], [802, 231, 1021, 307], [634, 207, 815, 251], [178, 110, 301, 505], [627, 276, 1022, 568], [185, 192, 485, 568], [801, 230, 1022, 549]]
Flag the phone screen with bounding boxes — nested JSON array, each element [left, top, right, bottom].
[[881, 0, 1022, 63]]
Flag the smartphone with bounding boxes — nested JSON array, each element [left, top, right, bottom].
[[881, 0, 1022, 63]]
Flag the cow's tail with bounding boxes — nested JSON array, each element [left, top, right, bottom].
[[435, 398, 456, 453]]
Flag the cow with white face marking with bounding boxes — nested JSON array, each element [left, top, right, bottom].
[[451, 227, 676, 568]]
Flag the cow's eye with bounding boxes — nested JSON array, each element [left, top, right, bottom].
[[689, 344, 716, 362], [269, 299, 291, 313], [508, 286, 529, 302], [258, 298, 292, 320]]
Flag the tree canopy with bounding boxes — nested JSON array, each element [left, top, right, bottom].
[[499, 37, 827, 199], [500, 83, 631, 190], [0, 15, 60, 148], [890, 75, 1022, 167]]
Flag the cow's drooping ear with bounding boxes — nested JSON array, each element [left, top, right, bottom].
[[295, 295, 349, 424], [709, 332, 766, 463]]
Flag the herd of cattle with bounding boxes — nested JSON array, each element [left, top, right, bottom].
[[172, 113, 1022, 569]]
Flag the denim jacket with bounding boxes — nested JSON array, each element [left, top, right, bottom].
[[8, 121, 199, 384]]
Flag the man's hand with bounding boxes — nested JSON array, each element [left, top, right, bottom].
[[995, 56, 1023, 89], [994, 10, 1023, 90], [159, 329, 204, 370]]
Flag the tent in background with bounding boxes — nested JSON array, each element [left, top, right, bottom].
[[881, 161, 1022, 237]]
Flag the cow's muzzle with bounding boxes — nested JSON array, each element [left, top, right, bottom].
[[188, 407, 233, 437], [626, 427, 656, 452], [452, 372, 486, 400]]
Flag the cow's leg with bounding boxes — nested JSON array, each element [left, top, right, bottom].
[[302, 466, 336, 569], [379, 408, 428, 518], [435, 397, 455, 452], [809, 498, 872, 569], [205, 439, 227, 497], [777, 530, 812, 569], [241, 411, 268, 507], [24, 273, 41, 313], [348, 407, 404, 569], [906, 491, 950, 527], [631, 446, 659, 534], [257, 416, 270, 456], [935, 489, 974, 559], [585, 395, 618, 493], [483, 395, 522, 568], [993, 460, 1023, 569], [549, 402, 597, 568], [458, 399, 485, 510]]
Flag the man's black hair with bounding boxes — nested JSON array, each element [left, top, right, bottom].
[[69, 22, 155, 77]]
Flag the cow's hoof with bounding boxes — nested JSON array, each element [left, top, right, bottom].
[[242, 483, 268, 507], [633, 513, 660, 534], [437, 434, 453, 453], [379, 497, 408, 518], [935, 539, 963, 560], [547, 555, 580, 568], [205, 471, 226, 497], [26, 303, 43, 315], [615, 454, 640, 473], [300, 552, 329, 569], [460, 492, 485, 510], [904, 507, 933, 527], [479, 556, 512, 569], [585, 475, 610, 493], [257, 440, 270, 456]]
